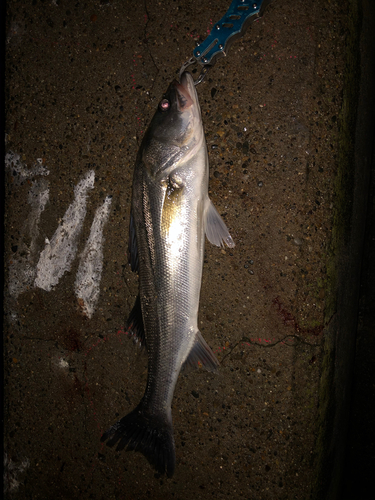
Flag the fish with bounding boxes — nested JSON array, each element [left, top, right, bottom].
[[101, 72, 234, 477]]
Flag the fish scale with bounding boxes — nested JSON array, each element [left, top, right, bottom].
[[101, 72, 234, 476]]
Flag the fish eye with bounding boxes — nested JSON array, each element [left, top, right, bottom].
[[159, 98, 170, 111]]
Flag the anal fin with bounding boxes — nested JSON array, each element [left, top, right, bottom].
[[183, 331, 219, 373]]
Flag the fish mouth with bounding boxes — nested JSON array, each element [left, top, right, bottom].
[[175, 82, 193, 111], [165, 72, 203, 154], [175, 72, 199, 113]]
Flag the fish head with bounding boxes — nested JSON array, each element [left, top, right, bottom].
[[141, 72, 204, 176]]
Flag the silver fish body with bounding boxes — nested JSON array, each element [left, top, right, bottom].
[[101, 72, 234, 476]]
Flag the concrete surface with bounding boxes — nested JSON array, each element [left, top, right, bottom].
[[4, 0, 371, 499]]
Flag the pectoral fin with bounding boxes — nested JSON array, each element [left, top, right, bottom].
[[204, 200, 235, 248]]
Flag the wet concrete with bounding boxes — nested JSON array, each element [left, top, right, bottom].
[[4, 0, 367, 498]]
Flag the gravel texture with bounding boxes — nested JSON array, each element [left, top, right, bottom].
[[4, 0, 351, 498]]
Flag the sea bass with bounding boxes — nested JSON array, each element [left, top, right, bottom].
[[101, 72, 234, 476]]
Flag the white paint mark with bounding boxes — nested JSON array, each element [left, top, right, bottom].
[[34, 170, 95, 291], [9, 179, 50, 297], [6, 152, 50, 298], [51, 356, 70, 372], [4, 454, 30, 493], [75, 196, 112, 318], [58, 358, 69, 369], [5, 151, 49, 182], [6, 154, 111, 314]]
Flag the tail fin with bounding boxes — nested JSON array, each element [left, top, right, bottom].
[[101, 404, 175, 477]]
